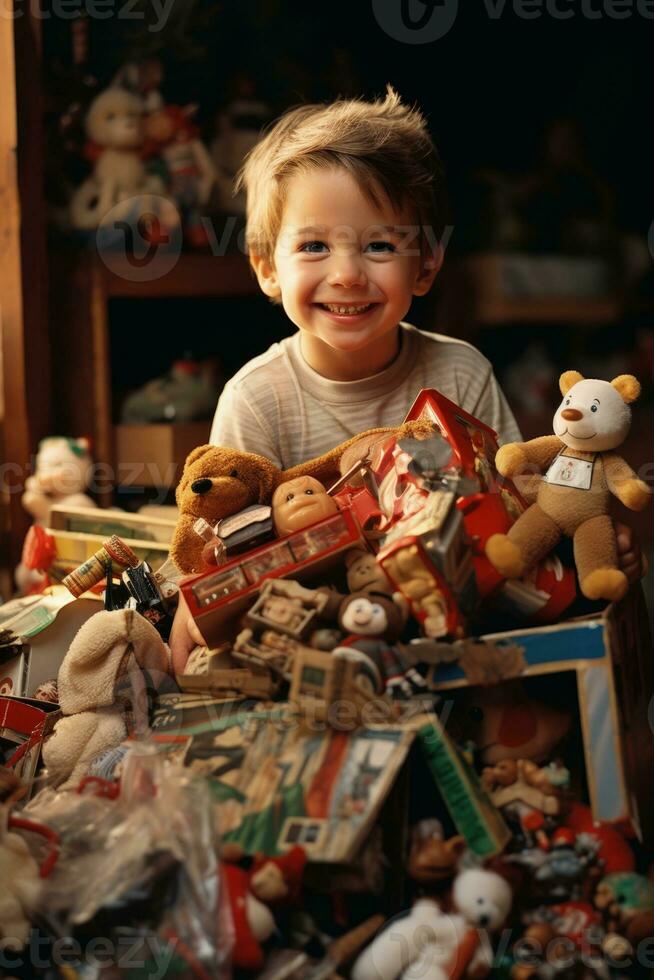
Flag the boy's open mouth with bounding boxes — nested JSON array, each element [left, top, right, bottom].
[[317, 303, 375, 315]]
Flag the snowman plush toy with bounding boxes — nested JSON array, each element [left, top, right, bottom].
[[486, 372, 650, 602]]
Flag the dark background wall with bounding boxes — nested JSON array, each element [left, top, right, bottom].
[[44, 0, 653, 234]]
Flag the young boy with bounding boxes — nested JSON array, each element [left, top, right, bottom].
[[170, 88, 640, 670], [209, 87, 521, 464]]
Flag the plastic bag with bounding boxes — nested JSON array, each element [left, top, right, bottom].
[[23, 741, 233, 978]]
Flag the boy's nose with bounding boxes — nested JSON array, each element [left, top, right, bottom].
[[326, 257, 367, 288]]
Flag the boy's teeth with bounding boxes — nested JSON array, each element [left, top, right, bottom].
[[323, 303, 371, 314]]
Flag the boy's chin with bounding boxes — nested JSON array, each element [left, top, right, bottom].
[[320, 332, 393, 355]]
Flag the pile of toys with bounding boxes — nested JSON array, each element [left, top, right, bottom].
[[1, 376, 653, 979]]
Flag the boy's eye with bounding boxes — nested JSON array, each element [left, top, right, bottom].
[[365, 241, 396, 253], [299, 241, 328, 253]]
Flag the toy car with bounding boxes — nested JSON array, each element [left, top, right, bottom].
[[182, 509, 364, 645]]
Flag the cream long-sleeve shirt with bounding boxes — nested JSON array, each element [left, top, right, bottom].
[[210, 322, 521, 467]]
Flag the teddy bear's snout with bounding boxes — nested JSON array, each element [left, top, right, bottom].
[[191, 478, 213, 495], [561, 408, 583, 421]]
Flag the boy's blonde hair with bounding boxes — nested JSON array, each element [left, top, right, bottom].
[[236, 86, 445, 265]]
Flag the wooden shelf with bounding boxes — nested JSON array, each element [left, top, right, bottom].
[[1, 12, 50, 575], [437, 253, 621, 330], [49, 246, 259, 299], [476, 296, 621, 326], [101, 250, 258, 299], [50, 248, 259, 505]]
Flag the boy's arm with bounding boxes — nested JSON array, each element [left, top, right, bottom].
[[209, 381, 283, 467]]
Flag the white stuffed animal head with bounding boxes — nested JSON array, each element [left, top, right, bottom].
[[453, 868, 512, 930], [33, 437, 92, 497], [86, 88, 143, 150], [553, 371, 640, 453]]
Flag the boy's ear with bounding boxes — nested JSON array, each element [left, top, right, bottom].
[[250, 252, 282, 299], [412, 244, 443, 297]]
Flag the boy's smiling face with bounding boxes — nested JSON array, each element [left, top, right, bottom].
[[251, 168, 441, 380]]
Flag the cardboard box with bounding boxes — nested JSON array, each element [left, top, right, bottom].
[[49, 504, 177, 544], [148, 695, 508, 864], [47, 527, 170, 576], [115, 422, 210, 488], [425, 588, 654, 839], [0, 591, 101, 698]]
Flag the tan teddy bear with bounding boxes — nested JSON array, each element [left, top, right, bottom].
[[485, 371, 650, 602], [170, 422, 432, 574]]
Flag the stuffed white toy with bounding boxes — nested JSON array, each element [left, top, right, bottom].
[[351, 868, 512, 980], [17, 436, 96, 594], [22, 436, 95, 526], [70, 87, 165, 230], [43, 610, 170, 789], [0, 816, 42, 950]]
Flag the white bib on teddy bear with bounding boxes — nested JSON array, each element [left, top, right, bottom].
[[544, 452, 595, 491]]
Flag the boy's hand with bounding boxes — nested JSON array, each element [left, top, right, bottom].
[[169, 586, 206, 676], [615, 521, 646, 585]]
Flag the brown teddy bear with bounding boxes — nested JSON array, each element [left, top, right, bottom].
[[171, 422, 432, 574], [485, 371, 650, 602]]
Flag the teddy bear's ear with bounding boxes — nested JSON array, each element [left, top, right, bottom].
[[559, 370, 584, 396], [183, 444, 213, 470], [611, 374, 641, 404]]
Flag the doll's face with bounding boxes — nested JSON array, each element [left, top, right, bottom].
[[145, 109, 176, 143], [251, 168, 440, 380], [272, 476, 337, 536], [262, 596, 302, 627], [346, 550, 391, 595], [340, 596, 389, 636]]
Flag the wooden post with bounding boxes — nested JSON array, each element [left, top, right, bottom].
[[0, 8, 50, 587]]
